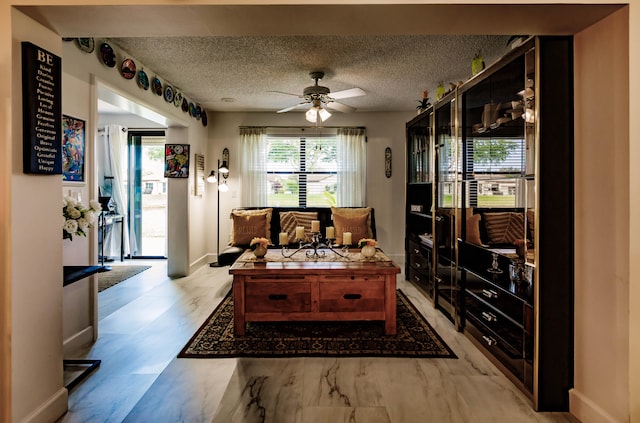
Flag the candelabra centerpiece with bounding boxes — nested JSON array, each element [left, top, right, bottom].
[[281, 231, 350, 259]]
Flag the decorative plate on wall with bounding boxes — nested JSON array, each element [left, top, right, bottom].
[[99, 42, 116, 67], [181, 98, 189, 113], [137, 69, 149, 90], [195, 105, 202, 120], [173, 91, 183, 108], [201, 110, 208, 127], [164, 85, 174, 103], [152, 77, 163, 96], [76, 38, 94, 53], [120, 58, 136, 80]]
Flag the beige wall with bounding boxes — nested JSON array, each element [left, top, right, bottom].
[[573, 8, 630, 422], [1, 2, 639, 423], [10, 9, 68, 423]]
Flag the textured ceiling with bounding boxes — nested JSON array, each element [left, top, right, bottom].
[[19, 3, 621, 116], [108, 35, 513, 113]]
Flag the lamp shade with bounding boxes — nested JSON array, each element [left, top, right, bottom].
[[305, 107, 318, 123], [206, 170, 217, 183], [218, 181, 229, 192], [219, 162, 229, 174]]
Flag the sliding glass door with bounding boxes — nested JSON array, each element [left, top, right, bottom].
[[128, 131, 167, 258]]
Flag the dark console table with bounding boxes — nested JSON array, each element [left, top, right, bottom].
[[62, 265, 106, 390]]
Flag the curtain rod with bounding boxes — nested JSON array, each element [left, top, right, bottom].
[[239, 125, 366, 130]]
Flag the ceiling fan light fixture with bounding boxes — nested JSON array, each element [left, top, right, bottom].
[[305, 107, 318, 123], [319, 107, 331, 122]]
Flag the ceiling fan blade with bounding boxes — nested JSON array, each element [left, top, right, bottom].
[[268, 90, 303, 98], [277, 102, 309, 113], [329, 87, 366, 100], [325, 101, 356, 113]]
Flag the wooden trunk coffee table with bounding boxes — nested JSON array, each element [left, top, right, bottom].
[[229, 249, 401, 336]]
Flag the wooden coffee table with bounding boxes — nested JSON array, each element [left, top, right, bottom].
[[229, 250, 401, 336]]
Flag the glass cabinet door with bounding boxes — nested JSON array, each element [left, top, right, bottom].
[[434, 96, 461, 325]]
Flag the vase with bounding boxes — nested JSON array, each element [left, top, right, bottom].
[[361, 245, 376, 258], [253, 245, 267, 258]]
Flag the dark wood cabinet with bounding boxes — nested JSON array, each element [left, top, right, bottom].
[[404, 36, 573, 411]]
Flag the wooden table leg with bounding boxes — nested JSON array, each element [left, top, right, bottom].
[[384, 275, 397, 335], [233, 276, 246, 336]]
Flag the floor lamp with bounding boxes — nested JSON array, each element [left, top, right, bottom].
[[208, 148, 229, 267]]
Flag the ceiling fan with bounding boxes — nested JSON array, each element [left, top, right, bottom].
[[271, 71, 366, 123]]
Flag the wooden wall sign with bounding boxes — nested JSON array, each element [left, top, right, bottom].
[[22, 42, 62, 174], [385, 147, 392, 178]]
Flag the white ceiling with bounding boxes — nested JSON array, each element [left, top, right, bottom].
[[20, 4, 621, 117]]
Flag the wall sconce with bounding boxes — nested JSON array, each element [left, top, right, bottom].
[[208, 147, 230, 267]]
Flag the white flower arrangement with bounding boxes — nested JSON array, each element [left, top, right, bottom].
[[63, 196, 102, 240]]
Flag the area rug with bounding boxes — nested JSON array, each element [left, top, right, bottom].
[[98, 265, 151, 292], [178, 290, 457, 359]]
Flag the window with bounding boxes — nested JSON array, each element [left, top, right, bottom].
[[463, 137, 527, 208], [240, 127, 366, 207], [266, 135, 337, 207]]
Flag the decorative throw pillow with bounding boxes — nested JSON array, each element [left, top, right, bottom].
[[229, 208, 273, 246], [466, 213, 484, 246], [332, 212, 370, 245], [330, 207, 373, 240], [483, 212, 526, 245], [279, 211, 318, 244]]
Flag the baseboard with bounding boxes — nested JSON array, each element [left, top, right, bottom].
[[63, 326, 94, 355], [191, 253, 216, 271], [569, 388, 623, 423], [18, 387, 68, 423]]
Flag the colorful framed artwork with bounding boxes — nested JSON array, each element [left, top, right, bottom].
[[62, 115, 86, 182], [164, 144, 190, 178]]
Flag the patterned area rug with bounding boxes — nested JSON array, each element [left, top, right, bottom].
[[178, 290, 457, 359], [98, 265, 151, 293]]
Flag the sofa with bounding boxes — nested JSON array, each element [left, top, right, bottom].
[[216, 206, 377, 266]]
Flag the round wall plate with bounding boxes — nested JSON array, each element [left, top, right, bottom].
[[173, 91, 183, 107], [137, 69, 149, 90], [99, 42, 116, 67], [164, 85, 174, 103], [201, 110, 208, 126], [181, 98, 189, 113], [76, 38, 95, 53], [120, 58, 136, 80], [152, 77, 163, 96]]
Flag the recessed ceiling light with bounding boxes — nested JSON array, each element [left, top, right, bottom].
[[220, 98, 235, 102]]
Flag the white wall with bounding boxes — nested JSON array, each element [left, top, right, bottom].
[[205, 111, 413, 268], [10, 9, 68, 423]]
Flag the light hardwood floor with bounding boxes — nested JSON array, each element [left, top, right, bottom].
[[58, 260, 579, 423]]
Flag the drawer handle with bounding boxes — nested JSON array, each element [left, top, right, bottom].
[[482, 335, 497, 346], [481, 311, 497, 322], [343, 294, 362, 300], [482, 289, 498, 299], [268, 294, 288, 301], [413, 275, 421, 282], [415, 262, 422, 268], [413, 248, 420, 254]]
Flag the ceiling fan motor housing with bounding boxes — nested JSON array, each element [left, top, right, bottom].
[[304, 71, 331, 98]]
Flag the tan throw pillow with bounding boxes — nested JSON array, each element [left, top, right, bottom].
[[330, 207, 373, 239], [332, 213, 370, 245], [229, 208, 272, 246], [466, 213, 484, 246], [483, 212, 526, 245], [279, 211, 318, 243]]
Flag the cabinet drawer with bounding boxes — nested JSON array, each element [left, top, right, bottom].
[[408, 267, 432, 290], [410, 252, 431, 273], [319, 281, 385, 312], [245, 282, 312, 313], [465, 294, 526, 357], [464, 270, 526, 325], [319, 274, 383, 284], [464, 318, 529, 387]]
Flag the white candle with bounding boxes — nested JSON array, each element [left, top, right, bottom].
[[343, 232, 352, 245], [311, 220, 320, 233], [295, 226, 305, 241], [279, 232, 289, 245], [326, 226, 335, 239]]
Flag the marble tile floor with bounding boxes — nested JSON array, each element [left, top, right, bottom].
[[59, 260, 579, 423]]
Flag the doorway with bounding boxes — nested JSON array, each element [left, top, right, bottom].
[[128, 131, 168, 258]]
